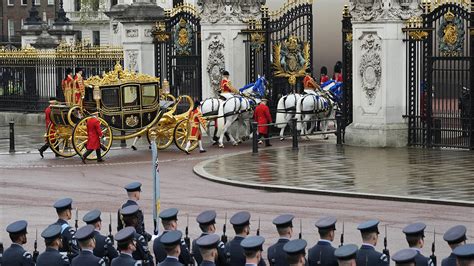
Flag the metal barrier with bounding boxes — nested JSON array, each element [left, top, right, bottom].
[[251, 112, 345, 154], [0, 121, 15, 153]]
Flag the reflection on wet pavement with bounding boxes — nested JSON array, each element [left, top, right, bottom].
[[202, 144, 474, 203]]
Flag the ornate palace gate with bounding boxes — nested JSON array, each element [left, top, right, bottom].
[[242, 0, 313, 110], [154, 4, 201, 99], [341, 5, 353, 127], [404, 1, 473, 149]]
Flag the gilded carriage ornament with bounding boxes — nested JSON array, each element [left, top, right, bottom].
[[250, 32, 265, 52], [438, 11, 465, 57], [273, 36, 310, 86], [125, 115, 139, 127], [174, 18, 193, 56]]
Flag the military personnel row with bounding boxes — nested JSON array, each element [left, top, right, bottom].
[[1, 182, 473, 266]]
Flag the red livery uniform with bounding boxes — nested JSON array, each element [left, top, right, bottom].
[[73, 73, 85, 106], [254, 102, 272, 135], [320, 75, 330, 85], [220, 78, 237, 93], [86, 116, 103, 150], [45, 106, 52, 131], [303, 75, 318, 90], [62, 74, 74, 105], [188, 108, 207, 141], [334, 73, 343, 82]]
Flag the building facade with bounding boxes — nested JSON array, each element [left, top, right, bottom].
[[1, 0, 58, 46]]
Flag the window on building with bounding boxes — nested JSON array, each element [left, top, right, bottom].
[[92, 31, 100, 46], [76, 31, 82, 42], [48, 0, 54, 5], [92, 0, 100, 11], [21, 19, 24, 26], [35, 0, 41, 5], [7, 0, 14, 6], [111, 0, 117, 7], [48, 18, 54, 25], [21, 0, 27, 6], [8, 20, 15, 41], [74, 0, 81, 11]]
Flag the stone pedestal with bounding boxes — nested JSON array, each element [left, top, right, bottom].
[[105, 2, 165, 76], [199, 0, 264, 99], [345, 0, 421, 147]]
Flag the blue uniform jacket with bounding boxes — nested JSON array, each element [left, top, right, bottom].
[[153, 230, 192, 265], [355, 244, 389, 266], [308, 240, 337, 266], [93, 230, 119, 263], [158, 256, 184, 266], [71, 250, 105, 266], [2, 243, 35, 266], [36, 247, 69, 266], [225, 236, 266, 266], [267, 238, 290, 266], [111, 253, 140, 266], [441, 253, 456, 266]]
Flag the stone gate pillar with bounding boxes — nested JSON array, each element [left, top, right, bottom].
[[199, 0, 265, 99], [105, 1, 165, 76], [345, 0, 422, 147]]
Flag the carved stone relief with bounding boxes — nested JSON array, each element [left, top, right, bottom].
[[206, 35, 225, 94], [126, 29, 139, 38], [359, 33, 382, 105], [350, 0, 422, 21], [198, 0, 265, 24], [127, 50, 139, 72], [144, 28, 153, 38]]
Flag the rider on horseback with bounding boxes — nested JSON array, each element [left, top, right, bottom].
[[303, 68, 320, 95], [220, 70, 239, 100]]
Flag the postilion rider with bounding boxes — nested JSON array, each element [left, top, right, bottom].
[[220, 71, 239, 99], [303, 68, 320, 95], [185, 100, 208, 154]]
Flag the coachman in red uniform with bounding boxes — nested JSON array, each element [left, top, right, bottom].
[[38, 97, 57, 158], [254, 98, 272, 146], [81, 112, 104, 163], [185, 101, 207, 154]]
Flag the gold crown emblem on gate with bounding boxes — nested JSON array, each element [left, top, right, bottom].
[[444, 11, 455, 22]]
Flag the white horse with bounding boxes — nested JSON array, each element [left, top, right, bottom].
[[275, 93, 302, 140], [295, 91, 337, 139]]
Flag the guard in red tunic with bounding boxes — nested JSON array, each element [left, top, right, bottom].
[[73, 68, 85, 107], [38, 97, 57, 158], [254, 98, 272, 146], [81, 112, 104, 163], [333, 61, 343, 82], [62, 68, 74, 105], [185, 101, 207, 154], [320, 66, 330, 85]]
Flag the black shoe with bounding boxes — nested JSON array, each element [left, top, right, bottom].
[[200, 150, 207, 153], [185, 150, 190, 155], [81, 156, 86, 164], [97, 159, 104, 163], [131, 145, 137, 151], [38, 149, 44, 158]]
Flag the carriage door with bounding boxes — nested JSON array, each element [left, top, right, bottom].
[[154, 5, 201, 102], [405, 2, 473, 149]]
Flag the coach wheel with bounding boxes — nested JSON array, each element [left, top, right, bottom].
[[173, 119, 198, 152], [72, 116, 113, 160], [47, 124, 76, 158]]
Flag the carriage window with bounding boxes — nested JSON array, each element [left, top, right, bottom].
[[142, 85, 156, 106], [123, 85, 139, 106], [101, 88, 119, 108]]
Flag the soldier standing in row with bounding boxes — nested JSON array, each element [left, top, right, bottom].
[[283, 239, 307, 266], [71, 225, 105, 266], [225, 211, 265, 266], [117, 182, 150, 241], [334, 244, 358, 266], [196, 234, 221, 266], [241, 236, 265, 266], [2, 220, 35, 265], [153, 208, 192, 265], [111, 227, 139, 266], [192, 210, 226, 266], [453, 243, 474, 265], [402, 223, 432, 266], [355, 220, 389, 266], [51, 198, 79, 260], [83, 209, 119, 264], [121, 205, 154, 265], [308, 217, 338, 266], [442, 225, 467, 266], [159, 230, 185, 266], [36, 224, 70, 266], [267, 214, 294, 266]]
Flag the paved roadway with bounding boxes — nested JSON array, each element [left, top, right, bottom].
[[0, 138, 473, 263]]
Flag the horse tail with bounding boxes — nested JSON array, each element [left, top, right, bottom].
[[295, 96, 303, 131], [275, 97, 286, 129]]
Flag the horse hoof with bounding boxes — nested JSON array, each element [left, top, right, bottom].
[[233, 142, 238, 146], [219, 144, 224, 148], [280, 138, 285, 141], [237, 140, 242, 144]]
